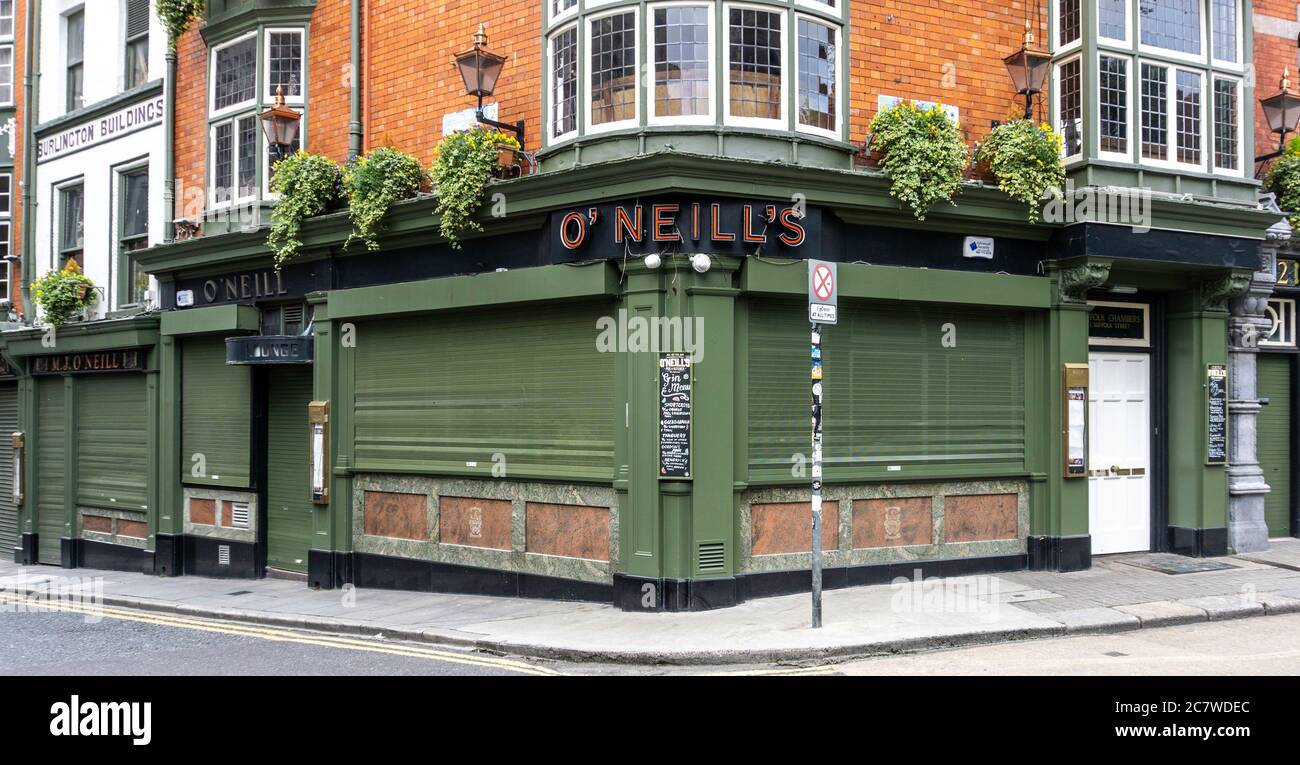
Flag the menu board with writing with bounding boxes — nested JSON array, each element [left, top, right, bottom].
[[659, 354, 692, 478], [1206, 364, 1228, 465]]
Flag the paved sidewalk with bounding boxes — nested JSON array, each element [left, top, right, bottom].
[[3, 542, 1299, 665]]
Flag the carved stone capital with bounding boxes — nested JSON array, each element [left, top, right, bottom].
[[1200, 272, 1253, 312], [1058, 262, 1111, 304]]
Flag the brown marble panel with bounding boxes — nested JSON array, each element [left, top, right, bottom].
[[363, 491, 429, 541], [525, 503, 610, 561], [82, 515, 112, 534], [751, 502, 838, 556], [190, 499, 216, 526], [852, 497, 932, 549], [945, 494, 1018, 542], [439, 497, 512, 550], [117, 519, 148, 539]]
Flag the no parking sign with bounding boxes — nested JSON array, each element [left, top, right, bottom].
[[808, 260, 838, 325]]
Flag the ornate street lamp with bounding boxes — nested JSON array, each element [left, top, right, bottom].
[[259, 85, 302, 164], [454, 24, 525, 145], [1003, 22, 1051, 121], [1258, 68, 1300, 162]]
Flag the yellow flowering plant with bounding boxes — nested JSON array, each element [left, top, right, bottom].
[[32, 258, 97, 327], [975, 119, 1066, 224], [868, 102, 970, 220]]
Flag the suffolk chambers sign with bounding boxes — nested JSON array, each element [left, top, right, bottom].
[[551, 197, 821, 260], [37, 95, 165, 163]]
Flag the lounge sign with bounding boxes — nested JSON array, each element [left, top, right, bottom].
[[31, 349, 146, 376], [552, 197, 818, 259], [37, 95, 165, 163], [226, 336, 314, 365]]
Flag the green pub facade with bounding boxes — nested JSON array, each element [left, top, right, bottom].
[[4, 0, 1293, 610]]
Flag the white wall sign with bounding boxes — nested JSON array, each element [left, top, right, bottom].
[[441, 103, 499, 137], [36, 96, 166, 163], [877, 95, 960, 125]]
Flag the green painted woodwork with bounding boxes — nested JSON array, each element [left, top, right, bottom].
[[747, 297, 1027, 484], [351, 302, 617, 482], [181, 339, 252, 488], [1166, 295, 1230, 532], [75, 375, 149, 512], [161, 304, 261, 336], [0, 382, 18, 551], [742, 259, 1052, 308], [266, 365, 314, 573], [1258, 353, 1293, 538], [617, 268, 667, 578], [36, 378, 67, 563]]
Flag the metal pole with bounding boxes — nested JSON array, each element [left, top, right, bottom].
[[348, 0, 364, 160], [811, 322, 824, 629], [20, 0, 39, 321]]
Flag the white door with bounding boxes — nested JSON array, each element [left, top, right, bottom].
[[1088, 353, 1151, 554]]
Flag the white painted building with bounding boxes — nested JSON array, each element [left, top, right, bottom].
[[32, 0, 165, 318]]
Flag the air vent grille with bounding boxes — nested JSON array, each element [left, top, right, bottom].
[[697, 541, 726, 572], [282, 304, 305, 325], [229, 502, 250, 529], [217, 545, 231, 566]]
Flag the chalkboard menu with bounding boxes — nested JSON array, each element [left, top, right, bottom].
[[1206, 364, 1228, 465], [659, 354, 692, 478]]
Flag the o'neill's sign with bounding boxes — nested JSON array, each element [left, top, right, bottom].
[[552, 198, 819, 260], [37, 95, 165, 163]]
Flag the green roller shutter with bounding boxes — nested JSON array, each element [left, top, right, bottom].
[[266, 366, 313, 573], [749, 298, 1026, 482], [1258, 353, 1292, 538], [76, 375, 149, 511], [182, 338, 251, 487], [0, 382, 18, 551], [37, 378, 66, 563], [353, 302, 617, 481]]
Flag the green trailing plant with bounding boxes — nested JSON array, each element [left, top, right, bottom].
[[868, 102, 969, 220], [156, 0, 205, 49], [267, 151, 343, 268], [1267, 152, 1300, 229], [32, 259, 97, 327], [975, 119, 1066, 223], [432, 128, 520, 248], [342, 147, 429, 251]]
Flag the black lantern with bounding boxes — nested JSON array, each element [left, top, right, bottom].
[[1259, 68, 1300, 161], [1003, 22, 1051, 120], [259, 85, 302, 163], [453, 24, 525, 144]]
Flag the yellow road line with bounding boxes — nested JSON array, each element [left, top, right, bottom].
[[0, 593, 562, 676]]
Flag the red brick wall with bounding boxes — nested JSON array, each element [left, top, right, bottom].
[[1254, 0, 1299, 158], [174, 27, 208, 224]]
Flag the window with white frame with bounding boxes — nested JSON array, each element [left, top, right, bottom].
[[1052, 1, 1244, 175], [0, 1, 12, 38], [0, 173, 10, 301], [1263, 298, 1297, 348], [208, 29, 307, 207], [547, 0, 843, 144], [0, 44, 12, 105]]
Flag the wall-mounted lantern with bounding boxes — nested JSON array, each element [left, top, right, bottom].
[[454, 24, 525, 145], [1259, 68, 1300, 163], [11, 432, 23, 505], [307, 402, 329, 505], [259, 85, 302, 165], [1003, 22, 1051, 121]]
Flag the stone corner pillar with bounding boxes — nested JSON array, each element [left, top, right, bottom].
[[1227, 222, 1288, 553]]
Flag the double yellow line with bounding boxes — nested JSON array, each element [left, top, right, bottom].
[[0, 592, 562, 676]]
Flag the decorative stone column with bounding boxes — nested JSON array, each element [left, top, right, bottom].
[[1227, 217, 1289, 553]]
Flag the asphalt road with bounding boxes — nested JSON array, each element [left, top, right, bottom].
[[0, 601, 560, 676]]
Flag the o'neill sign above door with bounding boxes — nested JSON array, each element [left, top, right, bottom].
[[36, 95, 165, 163], [551, 197, 820, 260]]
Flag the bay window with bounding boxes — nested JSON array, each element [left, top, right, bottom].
[[1050, 1, 1245, 176], [0, 173, 10, 301], [208, 29, 307, 208], [546, 0, 844, 145]]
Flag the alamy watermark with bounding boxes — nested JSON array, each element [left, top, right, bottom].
[[596, 309, 705, 363], [1042, 180, 1152, 234]]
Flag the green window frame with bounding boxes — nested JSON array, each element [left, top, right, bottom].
[[58, 183, 85, 268], [66, 8, 85, 112], [124, 0, 150, 89], [118, 166, 150, 306]]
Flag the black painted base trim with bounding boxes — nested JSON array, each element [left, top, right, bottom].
[[77, 539, 155, 575], [308, 550, 353, 590], [1026, 535, 1092, 572], [60, 538, 77, 569], [16, 533, 37, 565], [183, 536, 260, 579], [153, 533, 184, 577], [1168, 526, 1229, 558], [615, 554, 1029, 612], [352, 552, 612, 603]]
